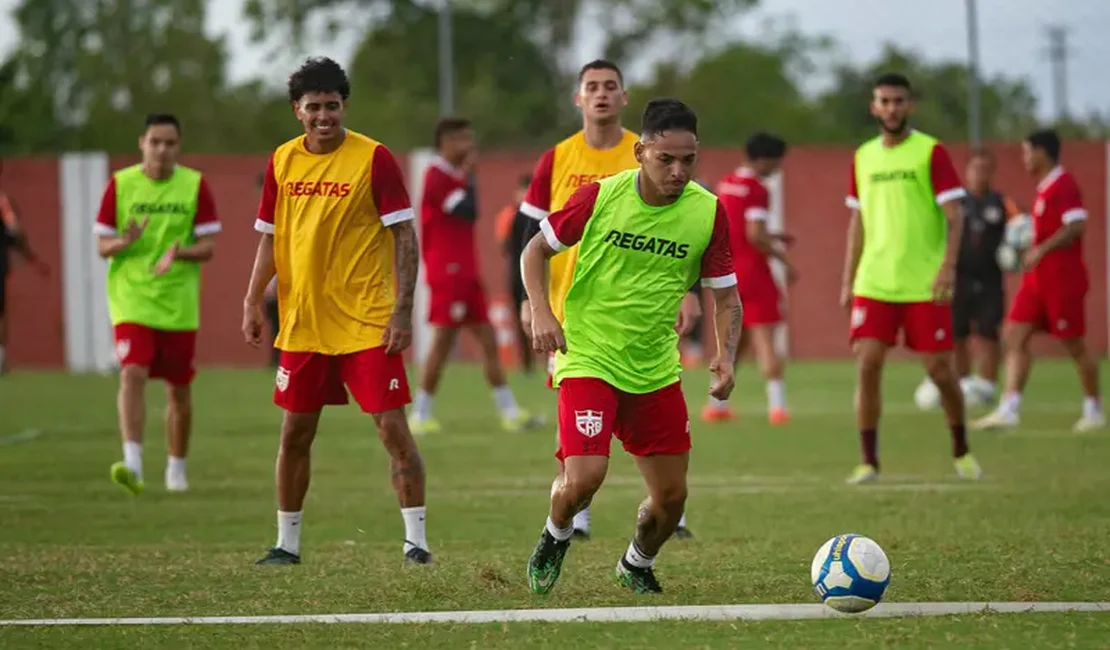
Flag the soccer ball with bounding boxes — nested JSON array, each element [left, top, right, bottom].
[[996, 243, 1021, 271], [913, 377, 941, 410], [811, 534, 891, 613], [914, 376, 993, 410], [1004, 213, 1034, 250]]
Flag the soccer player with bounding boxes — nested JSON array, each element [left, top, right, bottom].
[[523, 98, 741, 595], [94, 113, 221, 495], [840, 73, 981, 485], [517, 59, 699, 540], [497, 173, 535, 373], [242, 57, 431, 566], [0, 174, 50, 375], [702, 132, 796, 425], [915, 148, 1023, 406], [973, 129, 1104, 432], [409, 117, 540, 435]]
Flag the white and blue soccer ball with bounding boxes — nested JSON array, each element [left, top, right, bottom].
[[913, 377, 942, 410], [914, 376, 995, 410], [997, 213, 1034, 272], [810, 534, 891, 613]]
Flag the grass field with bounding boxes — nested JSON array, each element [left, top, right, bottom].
[[1, 359, 1109, 648]]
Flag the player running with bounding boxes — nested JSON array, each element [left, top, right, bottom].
[[702, 132, 796, 425], [518, 59, 698, 540], [95, 113, 221, 495], [0, 172, 50, 375], [523, 99, 741, 595], [973, 129, 1105, 432], [242, 57, 431, 566], [840, 73, 981, 485], [409, 116, 541, 435]]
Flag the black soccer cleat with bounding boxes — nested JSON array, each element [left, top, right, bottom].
[[572, 528, 591, 541], [255, 547, 301, 565], [527, 529, 571, 594], [403, 543, 435, 565], [674, 525, 695, 540], [616, 556, 663, 594]]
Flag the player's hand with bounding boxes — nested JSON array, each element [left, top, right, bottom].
[[839, 284, 853, 310], [1022, 246, 1044, 269], [675, 292, 702, 335], [931, 264, 956, 303], [531, 308, 566, 354], [784, 261, 799, 286], [153, 243, 178, 276], [773, 233, 796, 248], [242, 301, 265, 348], [382, 310, 413, 355], [124, 217, 149, 244], [519, 299, 533, 341], [708, 355, 736, 401]]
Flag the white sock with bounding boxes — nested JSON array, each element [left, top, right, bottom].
[[276, 510, 302, 556], [766, 379, 786, 410], [1083, 397, 1102, 419], [623, 540, 655, 569], [546, 516, 574, 542], [678, 512, 687, 529], [492, 385, 520, 419], [708, 396, 728, 409], [401, 506, 428, 552], [572, 507, 590, 532], [1001, 391, 1022, 416], [167, 456, 186, 476], [123, 440, 143, 478], [413, 390, 433, 420]]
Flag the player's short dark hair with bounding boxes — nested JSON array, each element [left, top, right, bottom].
[[287, 56, 350, 103], [640, 98, 698, 139], [745, 132, 787, 161], [1026, 128, 1061, 163], [578, 59, 624, 86], [873, 72, 913, 94], [143, 113, 181, 136], [433, 116, 472, 148]]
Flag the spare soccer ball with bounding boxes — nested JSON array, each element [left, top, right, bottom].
[[1004, 213, 1034, 250], [996, 243, 1021, 272], [913, 377, 941, 410], [811, 534, 891, 613]]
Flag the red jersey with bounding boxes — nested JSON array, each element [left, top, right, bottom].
[[716, 167, 773, 289], [420, 157, 478, 285], [1031, 166, 1087, 286]]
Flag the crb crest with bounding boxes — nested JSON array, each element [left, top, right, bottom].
[[115, 339, 131, 362], [275, 366, 290, 392], [574, 409, 604, 438]]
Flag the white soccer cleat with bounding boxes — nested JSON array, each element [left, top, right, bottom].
[[165, 469, 189, 493], [971, 409, 1019, 431], [1072, 413, 1106, 433]]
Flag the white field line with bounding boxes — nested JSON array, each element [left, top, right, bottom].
[[0, 429, 42, 445], [1, 602, 1107, 626]]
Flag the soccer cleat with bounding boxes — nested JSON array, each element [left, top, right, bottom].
[[700, 404, 734, 423], [954, 453, 983, 481], [408, 414, 443, 436], [255, 547, 301, 565], [164, 468, 188, 493], [768, 407, 790, 426], [572, 528, 591, 541], [616, 557, 663, 594], [109, 461, 144, 496], [403, 544, 435, 565], [502, 410, 546, 433], [845, 463, 878, 485], [971, 409, 1019, 431], [1073, 413, 1106, 433], [527, 529, 570, 595], [673, 525, 695, 541]]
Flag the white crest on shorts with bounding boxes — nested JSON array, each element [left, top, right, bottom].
[[450, 301, 468, 323], [850, 307, 866, 328], [389, 378, 400, 390], [1033, 198, 1045, 216], [275, 366, 290, 392], [575, 410, 604, 438], [115, 339, 131, 362], [935, 328, 946, 340]]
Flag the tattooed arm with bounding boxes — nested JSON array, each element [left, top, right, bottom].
[[384, 219, 418, 354], [708, 286, 742, 400]]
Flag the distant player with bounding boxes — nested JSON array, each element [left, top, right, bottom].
[[840, 73, 981, 484], [242, 57, 431, 566], [702, 132, 796, 425], [522, 99, 741, 595], [0, 169, 50, 375], [497, 173, 535, 373], [409, 117, 541, 435], [518, 59, 699, 540], [915, 148, 1022, 405], [95, 113, 221, 494], [974, 129, 1104, 432]]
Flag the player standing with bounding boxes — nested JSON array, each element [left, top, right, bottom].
[[409, 117, 540, 435], [517, 59, 699, 540], [840, 73, 981, 484], [95, 113, 221, 494], [242, 57, 431, 566], [702, 132, 796, 425], [0, 173, 50, 375], [973, 129, 1104, 432], [523, 99, 740, 595]]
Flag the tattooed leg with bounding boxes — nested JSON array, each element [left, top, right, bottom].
[[631, 453, 689, 556], [375, 408, 426, 507]]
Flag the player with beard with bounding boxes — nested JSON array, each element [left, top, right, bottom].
[[840, 73, 982, 485], [518, 60, 699, 541]]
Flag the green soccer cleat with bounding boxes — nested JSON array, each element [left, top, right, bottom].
[[109, 461, 144, 496], [954, 453, 983, 481], [527, 529, 570, 595], [845, 463, 878, 485], [616, 557, 663, 594], [408, 414, 443, 436]]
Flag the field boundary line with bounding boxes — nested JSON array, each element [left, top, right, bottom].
[[2, 602, 1107, 626], [0, 429, 42, 446]]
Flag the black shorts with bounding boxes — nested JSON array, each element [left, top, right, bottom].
[[952, 278, 1004, 341]]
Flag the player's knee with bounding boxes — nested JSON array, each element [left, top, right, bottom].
[[562, 468, 606, 503], [375, 409, 421, 455], [167, 384, 191, 411], [279, 416, 317, 455], [119, 364, 148, 387], [1061, 336, 1088, 361], [657, 484, 688, 515], [1003, 323, 1031, 351], [924, 355, 955, 385]]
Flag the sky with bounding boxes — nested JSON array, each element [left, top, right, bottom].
[[1, 0, 1109, 122]]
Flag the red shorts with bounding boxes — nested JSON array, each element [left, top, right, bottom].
[[427, 278, 489, 327], [113, 323, 197, 385], [274, 346, 411, 414], [738, 278, 782, 327], [555, 377, 690, 460], [848, 296, 954, 352], [1008, 275, 1086, 339]]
